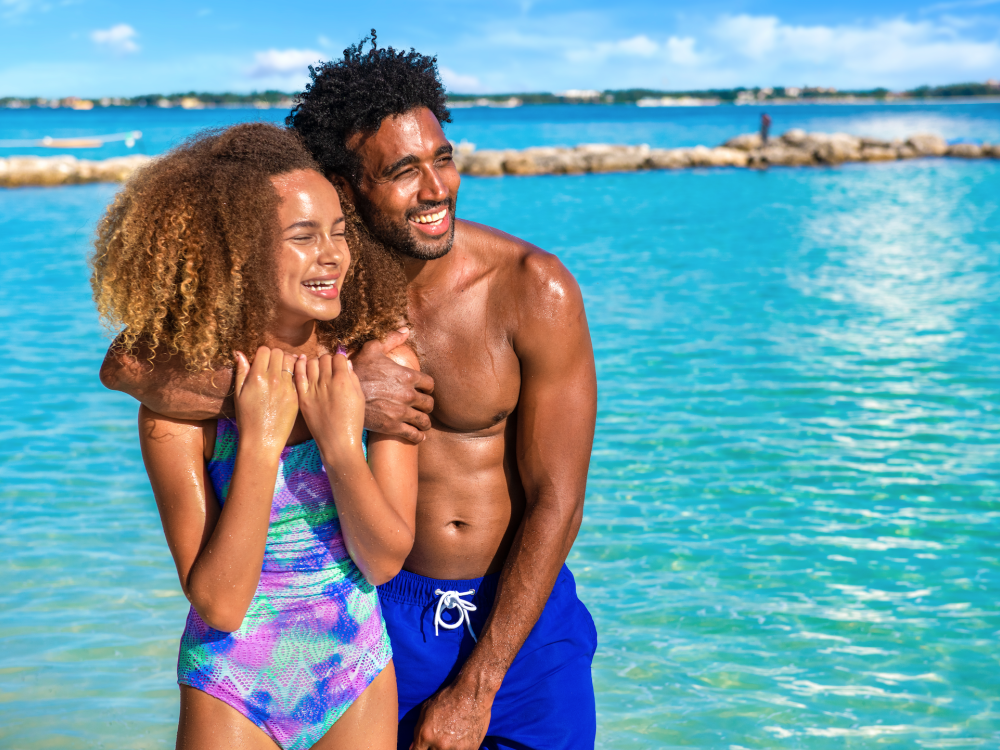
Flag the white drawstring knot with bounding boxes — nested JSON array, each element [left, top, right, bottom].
[[433, 589, 478, 642]]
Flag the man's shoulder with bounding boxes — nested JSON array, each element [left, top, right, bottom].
[[456, 219, 578, 300]]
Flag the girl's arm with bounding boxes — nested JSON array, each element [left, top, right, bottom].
[[138, 347, 299, 632], [295, 347, 419, 585]]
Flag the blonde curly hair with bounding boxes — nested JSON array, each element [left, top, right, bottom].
[[91, 122, 407, 371]]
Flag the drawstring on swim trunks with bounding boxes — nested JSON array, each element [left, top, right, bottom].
[[433, 589, 478, 642]]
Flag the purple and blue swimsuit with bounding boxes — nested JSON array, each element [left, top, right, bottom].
[[177, 419, 391, 750]]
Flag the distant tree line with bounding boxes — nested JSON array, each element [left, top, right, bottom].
[[3, 81, 999, 109]]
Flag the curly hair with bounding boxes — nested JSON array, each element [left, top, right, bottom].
[[90, 122, 407, 371], [287, 29, 451, 185]]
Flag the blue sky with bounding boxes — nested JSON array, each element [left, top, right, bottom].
[[2, 0, 999, 97]]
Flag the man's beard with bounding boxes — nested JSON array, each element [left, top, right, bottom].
[[354, 192, 457, 261]]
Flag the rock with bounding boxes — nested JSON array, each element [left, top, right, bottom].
[[947, 143, 983, 158], [461, 150, 509, 176], [525, 147, 588, 175], [576, 144, 650, 173], [906, 134, 948, 156], [503, 149, 550, 176], [860, 146, 898, 162], [0, 153, 150, 187], [525, 148, 587, 175], [4, 131, 993, 187], [90, 155, 151, 182], [449, 141, 477, 172], [706, 147, 750, 167], [815, 133, 862, 163], [685, 146, 717, 167], [751, 144, 816, 167], [645, 149, 691, 169], [496, 144, 652, 175], [724, 133, 763, 151], [781, 129, 808, 147], [2, 155, 76, 186]]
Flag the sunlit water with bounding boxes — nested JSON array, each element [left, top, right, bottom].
[[1, 106, 999, 748]]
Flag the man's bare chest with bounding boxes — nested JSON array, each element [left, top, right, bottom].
[[410, 314, 521, 434]]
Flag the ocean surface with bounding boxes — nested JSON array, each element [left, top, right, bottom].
[[1, 103, 999, 749]]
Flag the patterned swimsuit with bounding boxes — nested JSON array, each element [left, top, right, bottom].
[[177, 419, 391, 750]]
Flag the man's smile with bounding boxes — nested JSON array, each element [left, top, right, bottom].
[[409, 207, 451, 236]]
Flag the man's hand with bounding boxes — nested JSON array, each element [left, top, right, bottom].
[[411, 679, 492, 750], [352, 328, 435, 444]]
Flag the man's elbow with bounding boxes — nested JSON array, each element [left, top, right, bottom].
[[530, 490, 585, 537], [99, 350, 124, 392]]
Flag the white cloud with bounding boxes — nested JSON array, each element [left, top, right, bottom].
[[91, 24, 139, 55], [712, 15, 779, 60], [2, 0, 46, 20], [512, 14, 1000, 91], [248, 48, 323, 78], [665, 36, 700, 66], [612, 34, 660, 57], [563, 33, 700, 67], [708, 14, 1000, 78], [567, 34, 660, 63], [440, 66, 482, 93]]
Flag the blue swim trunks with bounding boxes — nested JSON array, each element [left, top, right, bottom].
[[377, 564, 598, 750]]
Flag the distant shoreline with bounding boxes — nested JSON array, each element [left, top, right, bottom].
[[4, 81, 1000, 111]]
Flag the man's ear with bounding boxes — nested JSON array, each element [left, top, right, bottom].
[[328, 173, 356, 203]]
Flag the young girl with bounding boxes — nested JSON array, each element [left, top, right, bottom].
[[91, 123, 417, 750]]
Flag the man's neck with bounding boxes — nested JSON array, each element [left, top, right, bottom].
[[401, 236, 463, 294]]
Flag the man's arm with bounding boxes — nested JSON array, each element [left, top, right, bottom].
[[100, 329, 436, 439], [412, 252, 597, 750], [100, 339, 234, 420], [351, 330, 436, 444]]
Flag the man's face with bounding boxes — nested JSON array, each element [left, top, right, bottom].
[[348, 107, 461, 260]]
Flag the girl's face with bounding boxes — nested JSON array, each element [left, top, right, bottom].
[[270, 169, 351, 326]]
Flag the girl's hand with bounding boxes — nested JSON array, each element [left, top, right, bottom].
[[233, 347, 300, 452], [295, 352, 365, 461]]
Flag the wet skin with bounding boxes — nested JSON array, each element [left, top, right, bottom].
[[101, 108, 597, 750], [344, 110, 529, 581], [138, 170, 418, 750]]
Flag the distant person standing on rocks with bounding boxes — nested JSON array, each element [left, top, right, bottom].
[[761, 113, 772, 145]]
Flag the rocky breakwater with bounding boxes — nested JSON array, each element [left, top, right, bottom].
[[3, 132, 999, 187], [0, 154, 151, 187], [452, 131, 1000, 176]]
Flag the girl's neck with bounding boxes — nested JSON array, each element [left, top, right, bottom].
[[261, 317, 325, 356]]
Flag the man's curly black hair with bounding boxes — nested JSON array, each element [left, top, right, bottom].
[[287, 30, 451, 186]]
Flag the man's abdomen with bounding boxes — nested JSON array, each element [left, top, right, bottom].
[[404, 427, 524, 580]]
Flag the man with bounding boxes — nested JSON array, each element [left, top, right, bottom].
[[102, 35, 598, 750]]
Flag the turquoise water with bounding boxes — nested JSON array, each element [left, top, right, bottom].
[[1, 107, 999, 747], [2, 101, 1000, 160]]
